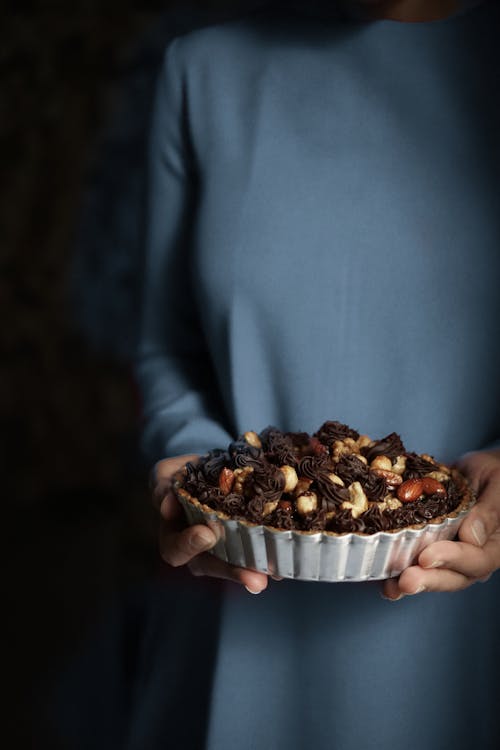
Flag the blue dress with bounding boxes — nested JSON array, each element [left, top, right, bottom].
[[134, 3, 500, 748]]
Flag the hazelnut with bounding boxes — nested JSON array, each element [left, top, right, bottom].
[[244, 431, 262, 449], [391, 455, 407, 475], [341, 481, 368, 518], [343, 437, 360, 453], [294, 478, 313, 496], [332, 440, 350, 462], [296, 492, 318, 516], [357, 434, 373, 449], [327, 473, 345, 487], [279, 465, 299, 493], [263, 500, 279, 517], [370, 455, 392, 471]]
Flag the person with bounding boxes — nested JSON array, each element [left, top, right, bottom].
[[137, 0, 500, 747]]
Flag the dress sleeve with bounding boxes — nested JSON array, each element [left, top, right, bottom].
[[135, 40, 233, 463]]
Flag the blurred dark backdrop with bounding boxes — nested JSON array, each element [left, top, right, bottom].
[[1, 2, 263, 747]]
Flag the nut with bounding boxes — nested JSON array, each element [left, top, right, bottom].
[[357, 434, 373, 449], [421, 477, 447, 497], [341, 481, 368, 518], [279, 465, 299, 493], [331, 440, 351, 462], [426, 470, 449, 483], [372, 468, 403, 487], [294, 478, 313, 496], [296, 491, 318, 516], [391, 455, 407, 475], [356, 454, 368, 465], [218, 468, 235, 495], [343, 437, 360, 453], [378, 494, 402, 511], [370, 455, 392, 471], [263, 500, 279, 517], [327, 473, 345, 487], [436, 463, 451, 476], [244, 431, 262, 449], [233, 466, 254, 494], [397, 478, 424, 503]]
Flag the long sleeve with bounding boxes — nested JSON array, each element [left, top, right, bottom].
[[135, 40, 233, 463]]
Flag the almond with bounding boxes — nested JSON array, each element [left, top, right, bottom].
[[218, 467, 235, 495], [397, 478, 424, 503]]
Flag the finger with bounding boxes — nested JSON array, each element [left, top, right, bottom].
[[458, 502, 500, 547], [382, 565, 475, 598], [160, 524, 217, 567], [398, 565, 473, 594], [459, 488, 500, 548], [188, 553, 269, 593], [418, 538, 499, 580], [159, 490, 185, 523]]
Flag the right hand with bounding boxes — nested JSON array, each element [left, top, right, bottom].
[[152, 455, 269, 594]]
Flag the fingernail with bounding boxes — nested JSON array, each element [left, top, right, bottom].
[[472, 520, 487, 547], [190, 530, 214, 551], [381, 592, 405, 601], [245, 586, 262, 595], [410, 585, 427, 595], [423, 560, 443, 569]]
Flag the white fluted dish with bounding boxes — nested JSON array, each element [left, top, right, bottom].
[[176, 489, 473, 582]]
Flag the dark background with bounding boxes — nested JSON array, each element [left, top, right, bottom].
[[2, 2, 262, 746]]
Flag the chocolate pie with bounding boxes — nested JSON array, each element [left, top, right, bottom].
[[175, 421, 472, 535]]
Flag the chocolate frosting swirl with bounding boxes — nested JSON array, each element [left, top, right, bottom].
[[363, 471, 387, 502], [202, 450, 230, 483], [403, 452, 438, 479], [335, 455, 368, 485], [269, 506, 295, 530], [300, 509, 327, 531], [315, 473, 349, 510], [260, 428, 298, 466], [328, 509, 365, 533], [314, 420, 360, 444], [298, 454, 333, 479], [217, 492, 245, 516], [362, 432, 405, 463], [245, 465, 286, 503], [228, 440, 264, 469]]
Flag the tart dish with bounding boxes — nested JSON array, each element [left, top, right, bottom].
[[174, 422, 474, 581]]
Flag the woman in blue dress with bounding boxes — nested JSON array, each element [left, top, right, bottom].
[[139, 1, 500, 747]]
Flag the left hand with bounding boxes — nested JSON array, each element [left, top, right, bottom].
[[383, 449, 500, 600]]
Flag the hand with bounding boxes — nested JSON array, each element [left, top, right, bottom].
[[153, 455, 269, 594], [383, 449, 500, 600]]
